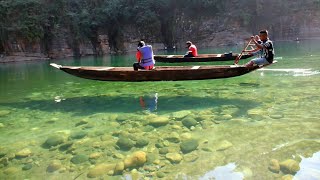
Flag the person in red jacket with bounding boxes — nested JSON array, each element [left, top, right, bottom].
[[184, 41, 198, 57]]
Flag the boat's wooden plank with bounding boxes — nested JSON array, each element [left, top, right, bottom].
[[191, 66, 200, 69]]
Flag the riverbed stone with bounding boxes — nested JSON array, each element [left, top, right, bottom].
[[184, 152, 199, 162], [180, 133, 192, 141], [71, 154, 88, 164], [116, 137, 134, 151], [47, 160, 62, 172], [216, 140, 233, 151], [135, 138, 149, 147], [15, 148, 32, 158], [0, 123, 4, 128], [4, 167, 19, 175], [89, 152, 103, 159], [171, 110, 191, 119], [87, 163, 116, 178], [165, 132, 180, 143], [180, 139, 199, 154], [22, 163, 32, 171], [0, 110, 11, 117], [247, 108, 266, 120], [279, 159, 300, 174], [148, 116, 170, 127], [114, 162, 125, 175], [156, 171, 166, 178], [281, 174, 294, 180], [43, 135, 65, 148], [75, 119, 88, 126], [182, 117, 198, 128], [159, 147, 169, 155], [165, 153, 183, 164], [123, 151, 147, 169], [69, 131, 87, 140], [268, 159, 280, 173]]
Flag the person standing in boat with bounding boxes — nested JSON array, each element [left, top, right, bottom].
[[184, 41, 198, 57], [244, 30, 274, 67], [133, 41, 155, 71]]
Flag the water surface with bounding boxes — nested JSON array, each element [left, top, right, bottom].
[[0, 40, 319, 179]]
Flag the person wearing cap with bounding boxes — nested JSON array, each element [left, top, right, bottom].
[[133, 41, 155, 71], [184, 41, 198, 57]]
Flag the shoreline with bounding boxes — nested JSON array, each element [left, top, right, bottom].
[[1, 37, 319, 64]]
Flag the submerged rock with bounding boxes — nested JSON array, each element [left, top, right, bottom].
[[114, 162, 125, 175], [123, 151, 147, 169], [165, 132, 180, 143], [281, 174, 294, 180], [216, 140, 233, 151], [43, 135, 65, 148], [89, 152, 103, 159], [69, 131, 87, 140], [15, 148, 32, 158], [180, 139, 199, 154], [279, 159, 300, 174], [148, 116, 170, 127], [47, 160, 62, 172], [0, 110, 11, 117], [87, 163, 116, 178], [22, 163, 32, 171], [71, 154, 88, 164], [116, 137, 135, 151], [135, 138, 149, 147], [182, 117, 198, 128], [165, 153, 183, 164], [75, 119, 89, 126], [171, 110, 191, 119], [4, 167, 19, 175], [268, 159, 280, 173]]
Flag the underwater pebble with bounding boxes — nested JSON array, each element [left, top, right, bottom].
[[15, 148, 32, 158], [281, 174, 294, 180], [156, 171, 166, 178], [0, 110, 11, 117], [279, 159, 300, 174], [148, 116, 170, 127], [165, 153, 183, 164], [180, 139, 199, 154], [22, 164, 32, 171], [87, 163, 115, 178], [182, 117, 198, 128], [116, 137, 134, 151], [47, 160, 62, 172], [171, 110, 191, 119], [124, 151, 147, 169], [71, 154, 88, 164], [4, 167, 19, 175], [114, 161, 124, 175], [165, 132, 180, 143], [0, 123, 4, 128], [89, 152, 103, 159], [216, 140, 233, 151], [43, 135, 65, 148], [268, 159, 280, 173]]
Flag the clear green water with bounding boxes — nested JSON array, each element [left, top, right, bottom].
[[0, 40, 319, 179]]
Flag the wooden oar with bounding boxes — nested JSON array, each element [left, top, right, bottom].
[[234, 38, 253, 65]]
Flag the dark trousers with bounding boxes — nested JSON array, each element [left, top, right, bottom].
[[133, 63, 144, 71], [184, 53, 194, 58]]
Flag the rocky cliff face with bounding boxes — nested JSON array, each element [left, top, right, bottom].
[[1, 6, 320, 61]]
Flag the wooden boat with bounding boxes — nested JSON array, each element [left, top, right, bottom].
[[154, 53, 253, 63], [50, 61, 277, 82]]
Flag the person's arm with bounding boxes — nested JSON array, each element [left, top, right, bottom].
[[251, 36, 264, 49], [136, 51, 141, 62]]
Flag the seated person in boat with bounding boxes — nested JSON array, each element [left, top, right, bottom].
[[184, 41, 198, 57], [244, 30, 274, 67], [133, 41, 155, 71]]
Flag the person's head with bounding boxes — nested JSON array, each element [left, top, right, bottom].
[[186, 41, 192, 48], [259, 30, 268, 41], [138, 41, 145, 47]]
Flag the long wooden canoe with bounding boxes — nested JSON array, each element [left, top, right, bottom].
[[50, 61, 277, 82], [154, 53, 253, 63]]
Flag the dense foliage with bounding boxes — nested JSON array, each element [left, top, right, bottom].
[[0, 0, 319, 55]]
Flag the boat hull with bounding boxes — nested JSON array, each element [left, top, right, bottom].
[[50, 62, 277, 82]]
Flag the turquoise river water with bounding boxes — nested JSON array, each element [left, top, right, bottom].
[[0, 40, 320, 180]]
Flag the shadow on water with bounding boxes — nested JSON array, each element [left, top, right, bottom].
[[1, 95, 260, 116]]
